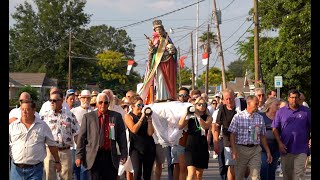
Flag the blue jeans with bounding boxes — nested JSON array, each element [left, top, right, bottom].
[[72, 149, 88, 180], [218, 139, 227, 180], [10, 161, 43, 180], [260, 150, 280, 180]]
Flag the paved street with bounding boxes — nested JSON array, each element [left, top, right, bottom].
[[156, 151, 311, 180]]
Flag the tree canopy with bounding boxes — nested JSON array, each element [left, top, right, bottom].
[[236, 0, 310, 101], [9, 0, 138, 93]]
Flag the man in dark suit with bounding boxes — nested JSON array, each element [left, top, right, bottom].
[[76, 93, 128, 180]]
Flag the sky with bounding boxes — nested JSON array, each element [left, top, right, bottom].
[[9, 0, 257, 76]]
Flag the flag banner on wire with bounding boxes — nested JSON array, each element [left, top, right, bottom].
[[126, 59, 135, 75], [179, 56, 187, 69], [202, 53, 208, 65]]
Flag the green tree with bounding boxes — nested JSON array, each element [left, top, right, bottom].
[[89, 25, 136, 58], [96, 51, 141, 96], [9, 0, 90, 88], [227, 59, 246, 77], [199, 32, 218, 54], [199, 67, 233, 87], [10, 1, 137, 91], [236, 0, 310, 102], [179, 67, 193, 86]]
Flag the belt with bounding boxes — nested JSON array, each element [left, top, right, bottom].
[[14, 162, 42, 169], [58, 146, 71, 151], [239, 144, 257, 147]]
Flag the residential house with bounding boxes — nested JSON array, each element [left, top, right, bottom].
[[9, 73, 57, 102]]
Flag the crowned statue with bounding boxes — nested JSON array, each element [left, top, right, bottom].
[[138, 19, 177, 104]]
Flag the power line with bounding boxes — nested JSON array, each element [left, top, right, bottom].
[[116, 0, 205, 30], [221, 0, 236, 11], [223, 22, 253, 52], [222, 18, 248, 43]]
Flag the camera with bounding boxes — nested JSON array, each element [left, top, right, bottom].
[[187, 106, 195, 113], [186, 106, 196, 120], [144, 107, 153, 116]]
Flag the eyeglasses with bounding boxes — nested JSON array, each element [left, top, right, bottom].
[[197, 103, 207, 107], [179, 94, 188, 97], [98, 101, 109, 105], [49, 99, 61, 103], [257, 94, 265, 97], [136, 104, 145, 108]]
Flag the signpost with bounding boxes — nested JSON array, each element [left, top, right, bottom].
[[274, 76, 283, 99]]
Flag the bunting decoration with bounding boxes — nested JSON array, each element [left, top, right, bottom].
[[126, 59, 135, 75]]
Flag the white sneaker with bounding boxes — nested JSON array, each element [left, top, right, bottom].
[[279, 171, 283, 177], [213, 152, 218, 159]]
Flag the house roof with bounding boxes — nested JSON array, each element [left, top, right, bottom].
[[226, 77, 250, 93], [9, 73, 57, 87]]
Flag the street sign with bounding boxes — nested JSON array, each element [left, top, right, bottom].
[[274, 76, 283, 88]]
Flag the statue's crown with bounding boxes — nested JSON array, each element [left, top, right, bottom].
[[153, 20, 163, 30]]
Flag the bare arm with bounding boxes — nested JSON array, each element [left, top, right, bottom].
[[261, 135, 273, 164], [272, 128, 287, 154], [178, 112, 189, 129], [230, 133, 237, 160], [48, 146, 60, 162], [147, 116, 154, 136], [124, 113, 146, 134], [48, 146, 61, 172]]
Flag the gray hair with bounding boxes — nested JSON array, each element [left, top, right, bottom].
[[96, 93, 109, 103]]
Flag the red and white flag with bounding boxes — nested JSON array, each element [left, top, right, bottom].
[[202, 53, 208, 65], [126, 59, 135, 75]]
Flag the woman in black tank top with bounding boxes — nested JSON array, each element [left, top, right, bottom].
[[178, 97, 213, 179], [124, 96, 156, 180]]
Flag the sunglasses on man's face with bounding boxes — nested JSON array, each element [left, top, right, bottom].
[[136, 104, 145, 108], [98, 101, 109, 105], [197, 103, 207, 107], [179, 94, 188, 98], [49, 99, 61, 103]]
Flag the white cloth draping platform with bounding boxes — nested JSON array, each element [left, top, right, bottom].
[[146, 101, 193, 147]]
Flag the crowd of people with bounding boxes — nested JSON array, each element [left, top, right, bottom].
[[9, 86, 311, 180]]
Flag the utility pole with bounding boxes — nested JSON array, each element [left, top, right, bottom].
[[205, 24, 210, 95], [191, 32, 195, 90], [178, 47, 182, 88], [253, 0, 260, 88], [213, 0, 227, 90], [68, 31, 72, 89], [195, 0, 200, 88]]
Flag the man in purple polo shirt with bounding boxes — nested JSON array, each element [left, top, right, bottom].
[[272, 89, 311, 180]]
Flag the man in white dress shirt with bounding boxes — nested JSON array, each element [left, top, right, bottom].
[[9, 100, 61, 179]]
